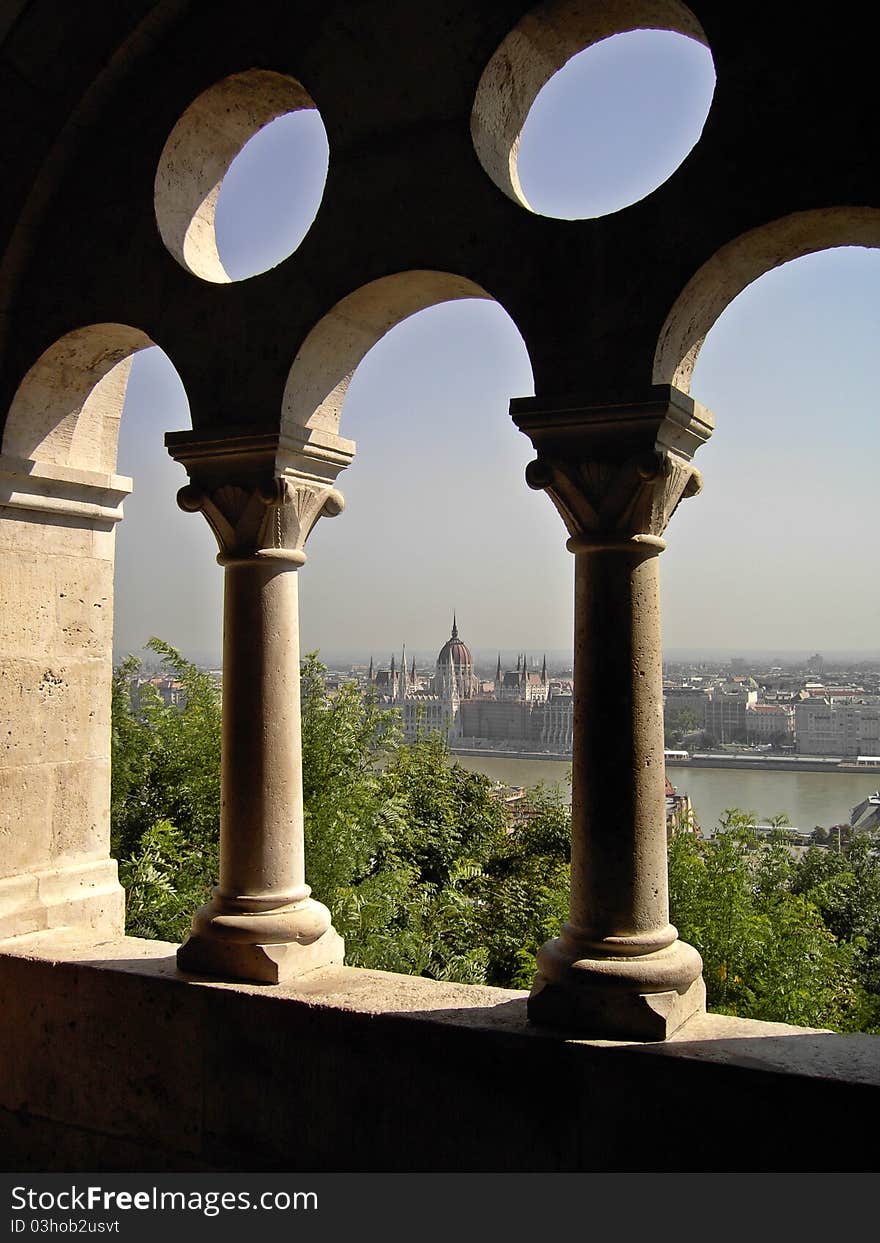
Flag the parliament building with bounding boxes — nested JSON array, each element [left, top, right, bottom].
[[370, 617, 573, 752]]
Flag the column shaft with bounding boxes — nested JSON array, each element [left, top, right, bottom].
[[218, 558, 306, 903], [569, 543, 672, 949], [528, 536, 704, 1037], [176, 548, 344, 982]]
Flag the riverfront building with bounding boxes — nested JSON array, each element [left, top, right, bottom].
[[795, 699, 880, 757], [370, 618, 573, 752]]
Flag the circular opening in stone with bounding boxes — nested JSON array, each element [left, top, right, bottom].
[[214, 109, 329, 281], [155, 69, 328, 283], [516, 30, 715, 219]]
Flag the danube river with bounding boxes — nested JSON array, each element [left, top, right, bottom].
[[452, 753, 879, 836]]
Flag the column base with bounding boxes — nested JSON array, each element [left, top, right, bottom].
[[529, 972, 706, 1041], [176, 891, 345, 984], [528, 935, 706, 1040], [177, 924, 344, 984]]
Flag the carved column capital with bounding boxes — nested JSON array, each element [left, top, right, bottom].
[[177, 473, 344, 565], [511, 386, 713, 548], [165, 428, 353, 565], [524, 449, 701, 548]]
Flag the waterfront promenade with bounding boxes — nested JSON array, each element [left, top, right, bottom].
[[450, 744, 873, 776]]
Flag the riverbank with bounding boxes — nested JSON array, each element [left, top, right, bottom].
[[450, 746, 571, 763], [669, 754, 880, 775], [451, 745, 877, 777]]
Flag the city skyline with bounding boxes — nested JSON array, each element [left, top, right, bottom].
[[112, 30, 880, 664]]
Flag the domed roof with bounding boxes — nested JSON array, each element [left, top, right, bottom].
[[437, 615, 472, 669]]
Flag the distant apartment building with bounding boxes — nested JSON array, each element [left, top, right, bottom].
[[794, 698, 880, 756], [705, 685, 757, 742], [745, 703, 794, 743], [663, 686, 708, 727]]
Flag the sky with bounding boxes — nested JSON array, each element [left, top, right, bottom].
[[113, 30, 880, 667]]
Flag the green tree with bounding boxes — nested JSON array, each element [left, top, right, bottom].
[[664, 707, 701, 748], [331, 733, 511, 982], [111, 638, 222, 940], [300, 652, 400, 898], [668, 815, 866, 1030], [791, 836, 880, 1012], [476, 785, 571, 987]]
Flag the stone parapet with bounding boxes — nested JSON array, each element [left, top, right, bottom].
[[0, 933, 877, 1172]]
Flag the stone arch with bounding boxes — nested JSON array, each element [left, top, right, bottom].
[[2, 323, 156, 474], [653, 207, 880, 393], [471, 0, 708, 210], [281, 270, 532, 442], [154, 68, 322, 284]]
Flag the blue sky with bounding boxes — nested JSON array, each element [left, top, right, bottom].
[[114, 30, 880, 665]]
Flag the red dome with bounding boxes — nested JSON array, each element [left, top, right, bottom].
[[436, 616, 472, 670]]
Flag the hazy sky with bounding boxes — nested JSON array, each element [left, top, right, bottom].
[[114, 30, 880, 665]]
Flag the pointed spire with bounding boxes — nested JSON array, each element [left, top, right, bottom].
[[516, 654, 521, 672], [541, 654, 547, 684], [411, 656, 416, 680], [390, 653, 396, 676], [496, 652, 502, 679], [399, 644, 408, 703], [368, 655, 374, 681], [449, 648, 460, 703], [451, 612, 458, 640]]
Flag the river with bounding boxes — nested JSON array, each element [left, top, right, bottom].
[[451, 753, 879, 836]]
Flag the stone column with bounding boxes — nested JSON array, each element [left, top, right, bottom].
[[166, 430, 352, 983], [511, 387, 713, 1039]]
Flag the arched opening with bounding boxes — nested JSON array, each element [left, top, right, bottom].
[[663, 244, 880, 658], [155, 69, 328, 283], [114, 349, 221, 664], [282, 272, 572, 662], [658, 244, 880, 834], [1, 329, 211, 666], [653, 207, 880, 392], [282, 277, 578, 984], [2, 323, 153, 473], [471, 0, 712, 216]]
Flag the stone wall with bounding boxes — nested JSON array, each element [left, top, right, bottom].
[[0, 932, 877, 1172]]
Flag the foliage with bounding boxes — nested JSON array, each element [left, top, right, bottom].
[[117, 818, 209, 941], [299, 665, 503, 982], [327, 732, 510, 982], [667, 812, 875, 1031], [300, 653, 400, 898], [111, 638, 221, 940], [475, 786, 571, 988], [664, 707, 701, 748]]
